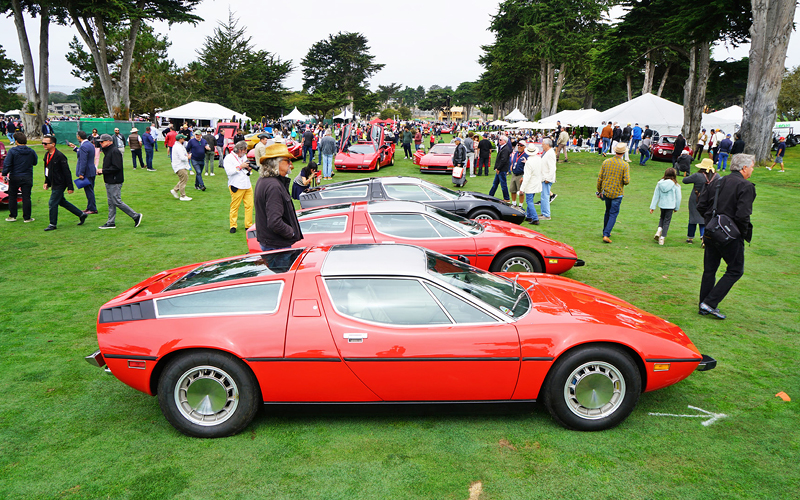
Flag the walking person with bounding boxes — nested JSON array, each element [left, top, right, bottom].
[[112, 128, 126, 161], [203, 128, 217, 176], [141, 127, 156, 171], [596, 142, 630, 243], [694, 129, 708, 160], [254, 144, 303, 252], [477, 133, 492, 176], [539, 138, 557, 220], [519, 143, 542, 225], [41, 135, 87, 231], [768, 137, 786, 171], [96, 134, 143, 229], [186, 130, 209, 191], [717, 134, 733, 171], [696, 154, 756, 319], [508, 140, 528, 207], [638, 136, 652, 165], [128, 128, 145, 170], [464, 131, 476, 177], [169, 134, 192, 201], [67, 130, 98, 214], [649, 167, 682, 245], [2, 132, 38, 223], [402, 126, 413, 159], [318, 129, 336, 180], [223, 141, 253, 233], [488, 135, 512, 202], [682, 158, 718, 244]]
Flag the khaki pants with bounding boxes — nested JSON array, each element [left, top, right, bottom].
[[230, 186, 254, 229], [173, 168, 188, 196], [556, 144, 568, 160]]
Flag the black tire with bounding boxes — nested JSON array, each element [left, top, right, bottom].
[[157, 350, 260, 438], [543, 346, 641, 431], [490, 248, 543, 273], [468, 208, 498, 220]]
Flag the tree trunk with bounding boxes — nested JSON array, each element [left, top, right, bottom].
[[549, 62, 566, 116], [682, 42, 711, 151], [740, 0, 796, 163], [584, 93, 593, 109], [540, 59, 552, 118], [642, 54, 655, 95], [11, 0, 49, 139], [657, 64, 671, 97], [626, 74, 633, 101]]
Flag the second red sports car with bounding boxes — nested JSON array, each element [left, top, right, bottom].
[[651, 135, 693, 161], [335, 124, 395, 172], [246, 200, 583, 274], [414, 143, 456, 173]]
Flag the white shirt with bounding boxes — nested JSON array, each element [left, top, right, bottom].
[[171, 141, 189, 173], [224, 152, 252, 190], [520, 155, 544, 194], [541, 148, 557, 184]]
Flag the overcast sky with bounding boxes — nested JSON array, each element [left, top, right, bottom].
[[1, 0, 799, 96]]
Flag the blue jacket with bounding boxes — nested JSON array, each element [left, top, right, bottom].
[[510, 151, 528, 175], [186, 137, 208, 162], [650, 179, 682, 211], [141, 132, 155, 150], [718, 138, 733, 154], [75, 139, 96, 178], [632, 126, 642, 140], [2, 145, 38, 179]]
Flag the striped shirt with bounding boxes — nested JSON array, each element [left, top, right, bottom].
[[597, 156, 630, 199]]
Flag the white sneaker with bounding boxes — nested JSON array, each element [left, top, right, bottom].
[[659, 236, 665, 245], [180, 196, 192, 201], [210, 173, 216, 176], [204, 172, 209, 176], [654, 227, 662, 240], [170, 189, 179, 199], [766, 167, 772, 170]]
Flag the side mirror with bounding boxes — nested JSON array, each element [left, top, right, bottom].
[[455, 255, 470, 264]]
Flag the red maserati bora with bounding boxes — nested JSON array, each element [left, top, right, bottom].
[[86, 244, 715, 438]]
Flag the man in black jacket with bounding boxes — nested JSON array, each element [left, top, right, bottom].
[[255, 143, 303, 251], [696, 153, 756, 319], [96, 134, 142, 229], [41, 136, 87, 231], [672, 133, 686, 167], [489, 135, 512, 201], [3, 132, 37, 222]]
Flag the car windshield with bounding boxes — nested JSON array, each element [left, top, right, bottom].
[[347, 145, 375, 155], [425, 251, 530, 318], [167, 249, 304, 291], [429, 144, 456, 155], [661, 136, 675, 145], [424, 205, 483, 235]]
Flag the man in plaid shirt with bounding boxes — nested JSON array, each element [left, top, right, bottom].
[[596, 142, 630, 243]]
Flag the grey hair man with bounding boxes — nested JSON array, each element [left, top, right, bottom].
[[695, 153, 756, 319], [254, 144, 303, 251], [539, 138, 557, 220], [318, 129, 337, 180], [488, 135, 512, 201]]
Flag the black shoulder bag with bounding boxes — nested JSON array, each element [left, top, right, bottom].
[[704, 179, 740, 246]]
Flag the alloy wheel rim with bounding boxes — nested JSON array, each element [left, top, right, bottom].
[[502, 257, 534, 273], [174, 365, 239, 426], [564, 361, 625, 420]]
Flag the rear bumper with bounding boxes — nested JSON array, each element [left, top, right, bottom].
[[85, 349, 105, 367], [574, 259, 586, 267], [696, 354, 717, 371]]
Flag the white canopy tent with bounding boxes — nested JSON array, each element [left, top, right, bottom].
[[282, 107, 308, 121], [596, 93, 688, 135], [158, 101, 250, 123], [704, 105, 742, 132], [506, 120, 538, 129], [546, 108, 602, 127], [332, 109, 353, 121], [504, 108, 527, 121], [4, 109, 21, 117], [489, 119, 511, 127]]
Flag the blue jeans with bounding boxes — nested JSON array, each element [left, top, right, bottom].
[[639, 149, 651, 165], [718, 152, 729, 170], [303, 144, 314, 162], [602, 195, 623, 237], [602, 138, 611, 153], [145, 148, 154, 170], [191, 159, 205, 188], [525, 193, 539, 222], [322, 154, 334, 177], [629, 139, 640, 153], [7, 132, 14, 145], [489, 172, 510, 201], [540, 182, 552, 217]]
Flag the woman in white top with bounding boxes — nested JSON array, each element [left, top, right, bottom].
[[223, 141, 254, 233]]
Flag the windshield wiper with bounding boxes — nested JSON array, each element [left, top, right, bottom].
[[512, 283, 536, 311]]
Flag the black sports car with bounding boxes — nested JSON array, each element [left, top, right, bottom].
[[298, 177, 526, 224]]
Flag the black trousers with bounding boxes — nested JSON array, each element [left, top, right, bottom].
[[7, 177, 33, 220], [477, 156, 490, 175], [48, 186, 84, 226], [700, 237, 745, 309], [693, 145, 705, 160], [402, 143, 412, 158]]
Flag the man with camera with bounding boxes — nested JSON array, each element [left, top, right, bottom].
[[696, 153, 756, 319], [223, 141, 254, 234]]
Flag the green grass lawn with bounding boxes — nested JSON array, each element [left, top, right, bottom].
[[1, 137, 798, 499]]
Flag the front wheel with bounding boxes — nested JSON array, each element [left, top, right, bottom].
[[157, 350, 260, 438], [468, 208, 498, 220], [491, 248, 543, 273], [543, 346, 641, 431]]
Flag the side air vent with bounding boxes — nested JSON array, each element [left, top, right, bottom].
[[99, 301, 156, 324]]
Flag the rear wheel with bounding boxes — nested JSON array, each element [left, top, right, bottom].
[[468, 208, 498, 220], [157, 350, 260, 438], [490, 248, 543, 273], [543, 346, 641, 431]]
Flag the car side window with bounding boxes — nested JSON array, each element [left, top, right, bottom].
[[422, 186, 449, 201], [384, 184, 430, 202], [299, 215, 348, 234], [319, 185, 369, 199], [370, 213, 440, 239], [426, 284, 498, 324], [326, 278, 451, 326], [156, 282, 283, 317], [425, 216, 464, 238]]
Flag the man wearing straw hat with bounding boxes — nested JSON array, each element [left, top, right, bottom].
[[596, 142, 630, 243], [254, 143, 303, 251], [682, 158, 718, 245]]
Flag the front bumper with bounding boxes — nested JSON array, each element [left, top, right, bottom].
[[696, 354, 717, 371], [574, 259, 586, 267]]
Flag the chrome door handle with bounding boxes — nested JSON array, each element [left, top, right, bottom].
[[344, 333, 368, 343]]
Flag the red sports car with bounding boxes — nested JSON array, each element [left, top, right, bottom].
[[414, 143, 456, 173], [651, 135, 692, 161], [335, 124, 395, 172], [85, 244, 715, 438], [246, 201, 582, 274]]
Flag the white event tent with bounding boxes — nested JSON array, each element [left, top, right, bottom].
[[504, 108, 527, 121], [595, 93, 687, 135], [704, 105, 742, 131], [282, 107, 308, 121], [547, 108, 602, 126], [489, 119, 511, 127], [332, 109, 353, 121], [158, 101, 250, 123]]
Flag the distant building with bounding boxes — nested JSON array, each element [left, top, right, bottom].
[[48, 103, 82, 116], [437, 106, 464, 122]]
